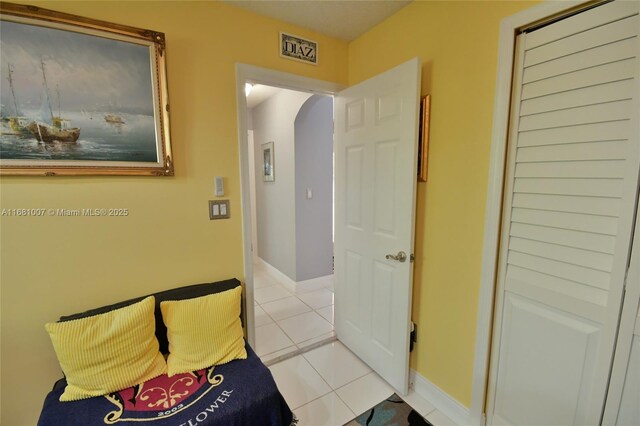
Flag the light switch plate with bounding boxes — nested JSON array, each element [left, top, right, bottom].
[[209, 200, 230, 220], [214, 176, 224, 196]]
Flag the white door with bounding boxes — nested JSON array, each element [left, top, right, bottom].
[[487, 2, 640, 425], [334, 57, 421, 394]]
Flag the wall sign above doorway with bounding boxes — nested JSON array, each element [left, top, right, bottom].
[[280, 32, 317, 65]]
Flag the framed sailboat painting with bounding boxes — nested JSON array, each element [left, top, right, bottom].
[[0, 2, 173, 176]]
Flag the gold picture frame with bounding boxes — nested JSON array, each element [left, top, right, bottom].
[[417, 95, 431, 182], [0, 2, 173, 176]]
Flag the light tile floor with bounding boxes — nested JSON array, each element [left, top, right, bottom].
[[269, 341, 457, 426], [253, 261, 335, 363], [253, 261, 456, 425]]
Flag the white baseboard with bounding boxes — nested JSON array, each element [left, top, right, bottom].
[[256, 258, 334, 293], [256, 257, 297, 292], [296, 274, 334, 289], [410, 369, 475, 426]]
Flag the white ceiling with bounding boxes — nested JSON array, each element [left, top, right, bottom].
[[246, 84, 282, 108], [221, 0, 412, 41]]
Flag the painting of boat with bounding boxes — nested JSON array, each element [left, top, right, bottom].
[[104, 113, 125, 124], [1, 116, 31, 136], [0, 7, 172, 175], [26, 59, 80, 143], [2, 64, 31, 136], [27, 121, 80, 143]]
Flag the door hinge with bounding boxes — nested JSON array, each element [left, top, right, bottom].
[[410, 322, 417, 352], [410, 253, 415, 263]]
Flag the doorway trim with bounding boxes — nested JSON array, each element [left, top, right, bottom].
[[234, 63, 344, 347], [470, 0, 592, 423]]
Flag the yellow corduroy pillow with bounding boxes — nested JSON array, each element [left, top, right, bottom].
[[160, 286, 247, 376], [45, 296, 167, 401]]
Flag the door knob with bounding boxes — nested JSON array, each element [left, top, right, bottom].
[[385, 251, 407, 263]]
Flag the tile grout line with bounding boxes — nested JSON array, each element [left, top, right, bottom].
[[253, 305, 276, 328], [293, 292, 317, 311], [264, 335, 337, 366], [258, 292, 332, 327], [261, 295, 315, 320], [260, 298, 295, 323], [296, 330, 336, 347], [300, 344, 376, 419], [259, 321, 296, 359], [255, 292, 292, 306], [332, 373, 378, 419], [296, 345, 342, 412], [333, 390, 357, 419], [294, 390, 356, 419], [256, 306, 334, 360], [312, 304, 334, 324], [274, 309, 334, 345], [254, 310, 296, 360], [277, 310, 333, 329], [259, 346, 297, 364], [274, 313, 304, 344], [300, 343, 373, 395]]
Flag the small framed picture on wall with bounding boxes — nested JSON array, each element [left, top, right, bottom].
[[262, 141, 274, 182]]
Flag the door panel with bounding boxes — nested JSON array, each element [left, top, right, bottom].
[[346, 146, 364, 228], [374, 140, 398, 235], [493, 294, 601, 426], [344, 251, 362, 328], [334, 58, 420, 394], [372, 261, 394, 350], [617, 317, 640, 424]]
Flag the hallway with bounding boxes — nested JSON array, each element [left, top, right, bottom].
[[253, 260, 335, 364]]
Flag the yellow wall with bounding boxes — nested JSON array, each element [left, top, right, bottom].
[[348, 0, 537, 407], [0, 2, 347, 424], [0, 0, 548, 422]]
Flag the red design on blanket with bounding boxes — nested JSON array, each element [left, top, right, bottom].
[[103, 366, 225, 423], [122, 372, 202, 411]]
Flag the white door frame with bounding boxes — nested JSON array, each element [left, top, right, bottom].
[[247, 130, 258, 262], [234, 63, 344, 347], [470, 0, 593, 423]]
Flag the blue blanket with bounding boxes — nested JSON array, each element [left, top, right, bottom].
[[38, 345, 293, 426]]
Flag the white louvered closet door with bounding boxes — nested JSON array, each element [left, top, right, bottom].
[[487, 1, 640, 425]]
